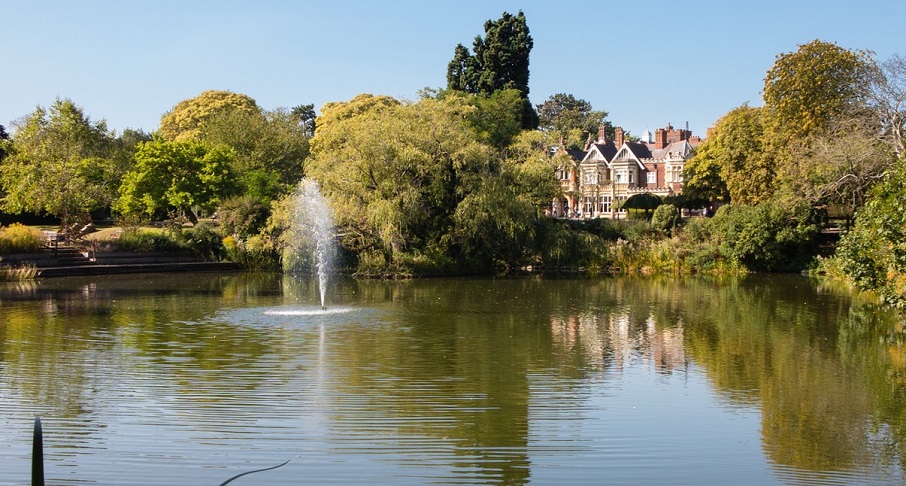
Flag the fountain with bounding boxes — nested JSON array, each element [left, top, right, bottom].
[[288, 179, 335, 310]]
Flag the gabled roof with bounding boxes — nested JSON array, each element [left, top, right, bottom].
[[582, 141, 618, 164], [612, 143, 650, 170]]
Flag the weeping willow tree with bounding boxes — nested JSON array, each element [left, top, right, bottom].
[[304, 93, 558, 275]]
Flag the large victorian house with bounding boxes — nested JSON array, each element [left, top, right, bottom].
[[554, 123, 702, 218]]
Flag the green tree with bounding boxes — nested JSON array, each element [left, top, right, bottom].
[[651, 204, 680, 235], [710, 202, 822, 272], [681, 139, 730, 204], [305, 93, 556, 274], [453, 130, 560, 268], [306, 95, 488, 271], [0, 99, 115, 228], [291, 103, 317, 137], [446, 11, 537, 128], [536, 93, 610, 149], [463, 88, 525, 148], [198, 107, 309, 199], [836, 154, 906, 308], [116, 140, 237, 223], [0, 124, 8, 162], [158, 90, 261, 141], [684, 105, 772, 205]]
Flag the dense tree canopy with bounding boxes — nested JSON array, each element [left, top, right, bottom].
[[116, 140, 236, 223], [684, 105, 772, 205], [197, 107, 310, 200], [763, 40, 874, 143], [446, 11, 537, 129], [0, 99, 115, 227], [158, 90, 261, 141], [305, 93, 557, 273], [536, 93, 610, 149]]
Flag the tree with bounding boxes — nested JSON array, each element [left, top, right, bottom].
[[536, 93, 610, 150], [684, 105, 773, 205], [763, 40, 874, 143], [446, 11, 537, 128], [0, 124, 8, 163], [116, 140, 237, 223], [453, 129, 561, 268], [837, 154, 906, 309], [462, 88, 525, 148], [865, 53, 906, 156], [291, 103, 317, 137], [198, 107, 310, 199], [618, 193, 663, 217], [158, 90, 261, 141], [783, 117, 894, 224], [0, 99, 115, 228], [681, 140, 730, 204], [304, 93, 556, 273]]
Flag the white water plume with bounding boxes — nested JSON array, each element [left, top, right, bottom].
[[289, 179, 335, 309]]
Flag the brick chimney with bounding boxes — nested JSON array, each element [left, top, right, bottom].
[[614, 126, 624, 147], [598, 123, 607, 143], [654, 128, 667, 149]]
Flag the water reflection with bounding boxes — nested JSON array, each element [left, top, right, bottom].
[[0, 273, 903, 484]]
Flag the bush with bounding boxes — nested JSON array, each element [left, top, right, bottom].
[[651, 204, 681, 235], [223, 235, 279, 269], [218, 195, 270, 238], [0, 223, 45, 254], [108, 228, 184, 252], [178, 223, 225, 260], [835, 156, 906, 308], [708, 202, 822, 272]]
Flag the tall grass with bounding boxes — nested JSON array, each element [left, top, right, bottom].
[[0, 223, 45, 254], [0, 264, 39, 281]]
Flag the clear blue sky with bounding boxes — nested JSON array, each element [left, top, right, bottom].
[[2, 0, 904, 139]]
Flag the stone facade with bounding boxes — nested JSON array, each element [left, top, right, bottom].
[[554, 123, 702, 219]]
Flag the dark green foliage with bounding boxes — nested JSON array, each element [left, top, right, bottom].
[[177, 222, 225, 261], [0, 124, 8, 162], [620, 193, 664, 215], [218, 194, 269, 238], [836, 156, 906, 308], [538, 219, 609, 269], [709, 202, 823, 272], [291, 103, 317, 137], [651, 204, 681, 235], [536, 93, 609, 149], [446, 11, 537, 128]]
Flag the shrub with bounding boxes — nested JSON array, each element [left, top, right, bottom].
[[108, 228, 183, 252], [651, 204, 681, 235], [835, 156, 906, 308], [179, 223, 225, 261], [218, 195, 270, 238], [709, 202, 822, 272], [0, 224, 45, 254], [223, 235, 279, 269]]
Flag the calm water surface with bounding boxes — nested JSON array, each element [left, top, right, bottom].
[[0, 272, 904, 485]]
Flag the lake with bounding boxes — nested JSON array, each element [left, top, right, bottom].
[[0, 272, 903, 485]]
